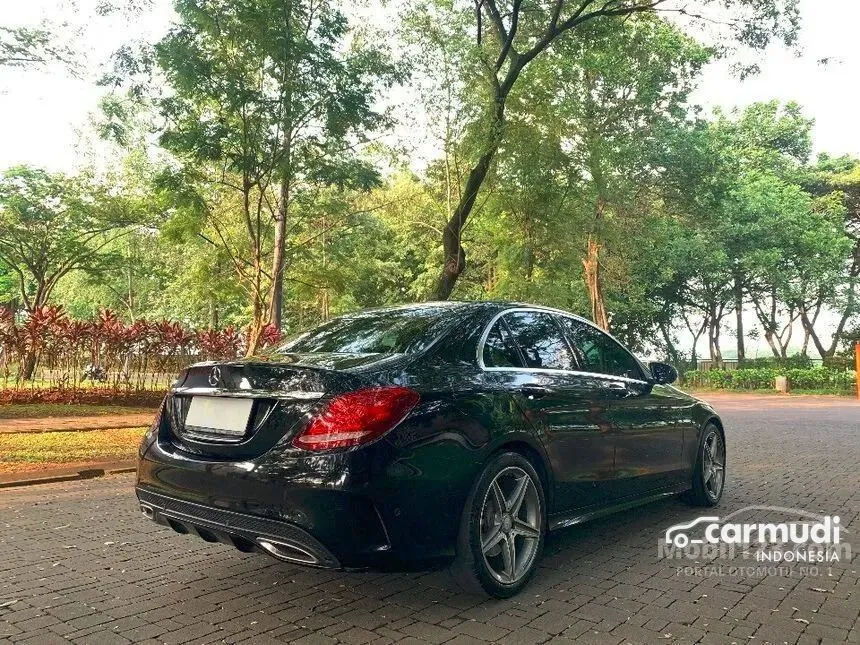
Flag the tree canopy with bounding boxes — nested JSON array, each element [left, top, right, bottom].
[[2, 0, 857, 366]]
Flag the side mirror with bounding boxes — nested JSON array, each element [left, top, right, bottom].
[[649, 362, 678, 385]]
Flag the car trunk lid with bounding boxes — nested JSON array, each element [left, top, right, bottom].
[[163, 358, 384, 459]]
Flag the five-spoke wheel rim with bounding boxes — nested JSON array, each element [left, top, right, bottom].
[[703, 430, 725, 500], [479, 466, 542, 585]]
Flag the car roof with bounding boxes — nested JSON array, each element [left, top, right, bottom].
[[348, 300, 592, 324]]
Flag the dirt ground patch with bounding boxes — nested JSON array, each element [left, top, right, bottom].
[[0, 412, 155, 433], [0, 403, 156, 420]]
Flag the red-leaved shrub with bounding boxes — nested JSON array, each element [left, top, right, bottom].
[[0, 307, 285, 395]]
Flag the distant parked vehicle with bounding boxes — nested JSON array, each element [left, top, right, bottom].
[[81, 364, 108, 382], [136, 302, 725, 597]]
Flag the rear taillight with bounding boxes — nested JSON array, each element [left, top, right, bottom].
[[292, 386, 420, 451]]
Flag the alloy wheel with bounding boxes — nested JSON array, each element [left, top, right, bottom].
[[479, 466, 542, 585], [702, 429, 725, 500]]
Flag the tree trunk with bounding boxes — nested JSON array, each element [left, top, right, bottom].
[[826, 278, 857, 357], [799, 305, 828, 359], [658, 321, 680, 366], [268, 193, 287, 330], [779, 316, 797, 358], [268, 0, 294, 328], [583, 234, 609, 330], [433, 146, 497, 300], [268, 112, 292, 328], [432, 79, 511, 300], [685, 314, 708, 372], [708, 312, 724, 369], [21, 349, 37, 381], [710, 336, 723, 368], [246, 270, 265, 357], [733, 275, 745, 361], [692, 333, 704, 371], [246, 320, 263, 358], [319, 213, 329, 321], [320, 288, 330, 321], [764, 331, 781, 358]]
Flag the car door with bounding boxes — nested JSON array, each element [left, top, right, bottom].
[[480, 309, 616, 513], [558, 316, 688, 499]]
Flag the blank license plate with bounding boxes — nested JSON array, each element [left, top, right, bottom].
[[185, 397, 253, 437]]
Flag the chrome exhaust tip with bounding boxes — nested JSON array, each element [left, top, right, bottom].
[[256, 538, 319, 565], [140, 504, 155, 520]]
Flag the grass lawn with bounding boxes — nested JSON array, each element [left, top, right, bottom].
[[0, 427, 146, 474], [0, 403, 156, 420]]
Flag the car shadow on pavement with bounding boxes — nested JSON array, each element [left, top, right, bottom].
[[186, 493, 709, 610]]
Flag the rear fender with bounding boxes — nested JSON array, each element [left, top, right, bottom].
[[483, 431, 554, 509]]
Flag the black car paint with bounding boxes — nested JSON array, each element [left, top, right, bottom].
[[136, 301, 722, 570]]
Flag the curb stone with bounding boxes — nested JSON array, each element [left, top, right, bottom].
[[0, 462, 137, 489]]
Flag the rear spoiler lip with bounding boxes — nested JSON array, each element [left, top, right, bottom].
[[188, 359, 343, 372], [173, 359, 389, 395], [187, 353, 413, 374]]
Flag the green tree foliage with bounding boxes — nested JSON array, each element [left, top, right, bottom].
[[632, 102, 853, 365], [409, 0, 801, 300], [798, 155, 860, 358], [0, 165, 151, 378], [10, 0, 860, 370], [1, 1, 152, 76], [143, 0, 398, 352], [0, 262, 15, 306], [0, 24, 78, 74], [706, 104, 850, 362], [506, 16, 711, 329], [0, 166, 147, 315]]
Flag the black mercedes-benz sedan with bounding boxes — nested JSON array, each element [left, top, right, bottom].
[[136, 301, 725, 597]]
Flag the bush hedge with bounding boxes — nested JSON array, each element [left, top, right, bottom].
[[736, 355, 855, 370], [681, 367, 856, 394], [0, 386, 165, 406], [736, 355, 814, 369]]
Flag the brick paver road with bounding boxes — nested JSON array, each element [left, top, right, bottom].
[[2, 394, 858, 645]]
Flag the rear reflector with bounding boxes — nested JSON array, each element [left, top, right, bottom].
[[293, 386, 420, 451]]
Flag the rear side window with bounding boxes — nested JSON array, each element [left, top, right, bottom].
[[560, 317, 643, 380], [277, 308, 449, 355], [482, 320, 523, 368], [501, 312, 576, 371]]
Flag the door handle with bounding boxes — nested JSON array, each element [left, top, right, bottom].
[[521, 386, 550, 400], [607, 382, 628, 395]]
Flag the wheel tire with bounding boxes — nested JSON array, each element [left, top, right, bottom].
[[450, 451, 546, 598], [687, 423, 726, 507]]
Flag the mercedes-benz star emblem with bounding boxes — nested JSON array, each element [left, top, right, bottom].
[[208, 366, 222, 388]]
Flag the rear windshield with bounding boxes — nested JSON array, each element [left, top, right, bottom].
[[276, 308, 453, 355]]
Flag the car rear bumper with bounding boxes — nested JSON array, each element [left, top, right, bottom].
[[136, 437, 404, 569], [136, 487, 342, 568]]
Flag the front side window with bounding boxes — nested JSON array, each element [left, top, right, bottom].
[[560, 317, 642, 380], [501, 312, 576, 371]]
